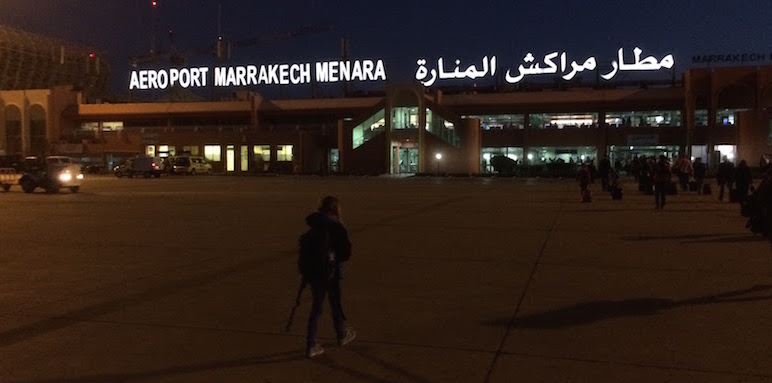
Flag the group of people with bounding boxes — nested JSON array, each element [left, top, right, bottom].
[[576, 154, 761, 209], [302, 159, 772, 359]]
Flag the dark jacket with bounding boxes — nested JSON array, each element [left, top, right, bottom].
[[717, 162, 735, 184], [654, 159, 671, 183], [693, 161, 706, 179], [304, 211, 352, 273], [735, 163, 753, 187]]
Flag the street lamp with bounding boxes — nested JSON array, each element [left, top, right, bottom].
[[435, 153, 442, 175]]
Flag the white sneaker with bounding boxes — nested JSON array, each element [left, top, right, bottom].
[[338, 327, 356, 346], [306, 344, 324, 358]]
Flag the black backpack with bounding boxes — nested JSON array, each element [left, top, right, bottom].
[[298, 226, 335, 281]]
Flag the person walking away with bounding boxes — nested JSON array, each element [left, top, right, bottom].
[[599, 157, 611, 191], [734, 160, 753, 204], [577, 163, 591, 201], [717, 159, 735, 202], [693, 157, 707, 195], [653, 155, 672, 209], [299, 196, 355, 358], [678, 155, 693, 192]]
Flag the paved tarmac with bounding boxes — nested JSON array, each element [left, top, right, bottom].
[[0, 175, 770, 383]]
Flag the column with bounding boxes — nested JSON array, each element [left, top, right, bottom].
[[0, 100, 6, 154], [417, 96, 427, 173], [21, 95, 30, 157], [523, 112, 530, 169], [597, 111, 607, 158], [337, 119, 347, 174]]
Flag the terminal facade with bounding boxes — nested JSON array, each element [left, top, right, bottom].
[[0, 26, 770, 175]]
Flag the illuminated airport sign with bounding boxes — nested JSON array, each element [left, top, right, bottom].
[[691, 52, 771, 64], [415, 47, 674, 86], [128, 47, 676, 90], [129, 59, 387, 90]]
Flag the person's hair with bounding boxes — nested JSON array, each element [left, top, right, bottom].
[[318, 195, 339, 215]]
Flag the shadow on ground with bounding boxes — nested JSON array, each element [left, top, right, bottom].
[[13, 350, 305, 383], [484, 285, 772, 329]]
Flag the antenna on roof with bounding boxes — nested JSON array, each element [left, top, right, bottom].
[[216, 1, 226, 61], [150, 0, 159, 55]]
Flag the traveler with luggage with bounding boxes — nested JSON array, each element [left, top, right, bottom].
[[653, 156, 672, 210]]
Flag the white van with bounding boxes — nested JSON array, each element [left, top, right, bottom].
[[172, 156, 212, 175], [114, 155, 165, 178]]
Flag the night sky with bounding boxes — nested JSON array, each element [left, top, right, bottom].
[[0, 0, 770, 97]]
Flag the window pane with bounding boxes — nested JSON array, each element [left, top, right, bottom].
[[277, 145, 293, 161], [182, 145, 199, 155], [241, 146, 248, 172], [253, 145, 270, 161], [204, 145, 221, 162]]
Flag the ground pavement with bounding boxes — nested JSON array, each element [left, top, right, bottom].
[[0, 175, 769, 382]]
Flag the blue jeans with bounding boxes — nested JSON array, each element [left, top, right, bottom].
[[306, 278, 345, 348]]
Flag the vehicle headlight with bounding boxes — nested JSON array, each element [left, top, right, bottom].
[[76, 174, 84, 180], [59, 173, 72, 182]]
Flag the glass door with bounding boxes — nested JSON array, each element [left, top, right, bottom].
[[399, 148, 418, 173], [226, 145, 235, 172], [240, 146, 248, 172]]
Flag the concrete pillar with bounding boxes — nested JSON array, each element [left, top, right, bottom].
[[682, 106, 691, 156], [95, 121, 103, 141], [523, 112, 530, 168], [250, 92, 262, 132], [417, 95, 427, 173], [597, 111, 607, 158], [460, 118, 481, 174], [297, 130, 304, 174], [21, 95, 30, 157], [684, 72, 696, 157], [707, 95, 718, 170], [0, 98, 6, 154], [337, 119, 347, 173]]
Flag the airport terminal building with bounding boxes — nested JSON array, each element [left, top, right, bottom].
[[0, 27, 770, 175]]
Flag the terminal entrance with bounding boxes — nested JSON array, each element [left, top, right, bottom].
[[391, 145, 418, 174], [609, 145, 680, 163]]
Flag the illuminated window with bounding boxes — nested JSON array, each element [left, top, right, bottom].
[[392, 107, 419, 130], [182, 145, 199, 155], [253, 145, 271, 161], [277, 145, 293, 161], [80, 122, 99, 131], [145, 145, 155, 156], [714, 145, 736, 162], [226, 145, 235, 172], [241, 146, 248, 172], [352, 109, 385, 149], [158, 145, 175, 157], [204, 145, 221, 162], [102, 121, 124, 131]]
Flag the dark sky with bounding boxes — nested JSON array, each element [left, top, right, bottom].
[[0, 0, 770, 97]]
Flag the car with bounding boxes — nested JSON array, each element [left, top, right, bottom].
[[172, 156, 212, 175], [114, 155, 165, 178]]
